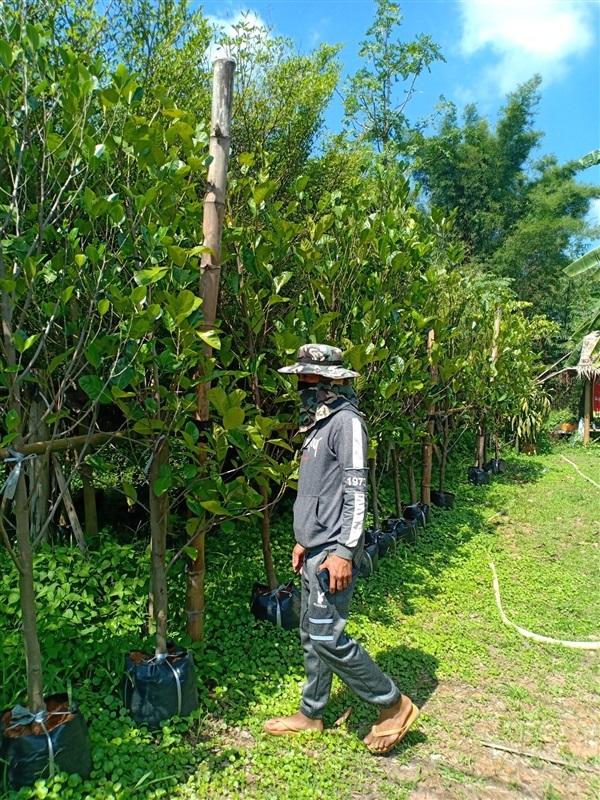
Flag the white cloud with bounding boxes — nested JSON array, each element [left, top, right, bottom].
[[458, 0, 596, 95], [205, 9, 270, 62]]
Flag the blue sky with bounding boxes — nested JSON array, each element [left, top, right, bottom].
[[197, 0, 600, 223]]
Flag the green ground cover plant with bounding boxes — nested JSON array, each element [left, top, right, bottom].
[[1, 443, 598, 799]]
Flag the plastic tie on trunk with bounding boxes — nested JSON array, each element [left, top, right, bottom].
[[8, 706, 72, 778], [1, 451, 38, 500]]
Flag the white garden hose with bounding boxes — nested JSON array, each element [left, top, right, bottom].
[[489, 562, 600, 650]]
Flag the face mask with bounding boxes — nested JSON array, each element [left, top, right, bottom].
[[297, 381, 359, 433]]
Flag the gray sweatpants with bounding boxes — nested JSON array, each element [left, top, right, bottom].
[[299, 549, 401, 719]]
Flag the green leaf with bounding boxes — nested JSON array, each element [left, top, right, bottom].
[[153, 476, 172, 497], [253, 180, 277, 205], [200, 500, 228, 515], [5, 409, 19, 432], [221, 520, 235, 534], [197, 329, 220, 349], [207, 387, 228, 415], [134, 267, 168, 286], [223, 406, 245, 430], [185, 421, 200, 443], [183, 546, 199, 560], [98, 299, 110, 316], [79, 375, 111, 404], [0, 40, 14, 68], [564, 246, 600, 279], [122, 481, 137, 503]]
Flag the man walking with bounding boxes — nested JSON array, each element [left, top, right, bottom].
[[264, 344, 419, 754]]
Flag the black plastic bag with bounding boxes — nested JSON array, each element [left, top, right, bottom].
[[484, 458, 506, 475], [358, 542, 379, 578], [376, 530, 396, 558], [431, 490, 455, 510], [122, 646, 199, 729], [364, 527, 378, 546], [468, 466, 492, 485], [250, 580, 301, 630], [403, 503, 429, 527], [0, 694, 92, 791], [395, 518, 419, 545]]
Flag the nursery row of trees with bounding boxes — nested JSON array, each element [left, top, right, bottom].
[[0, 0, 597, 726]]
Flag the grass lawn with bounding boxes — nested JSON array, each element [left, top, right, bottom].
[[1, 445, 598, 799]]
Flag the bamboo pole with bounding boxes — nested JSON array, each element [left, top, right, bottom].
[[187, 58, 235, 643]]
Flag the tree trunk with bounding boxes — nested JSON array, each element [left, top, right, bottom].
[[27, 393, 50, 544], [421, 329, 436, 506], [259, 483, 278, 590], [149, 438, 169, 656], [494, 431, 500, 461], [2, 272, 45, 712], [187, 58, 235, 644], [439, 415, 449, 494], [369, 456, 380, 530], [408, 465, 417, 504], [476, 424, 486, 468], [392, 447, 402, 517], [14, 441, 45, 713], [583, 378, 592, 445]]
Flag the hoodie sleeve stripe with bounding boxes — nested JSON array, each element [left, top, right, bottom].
[[351, 416, 364, 469]]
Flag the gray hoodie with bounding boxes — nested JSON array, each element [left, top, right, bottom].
[[293, 405, 368, 562]]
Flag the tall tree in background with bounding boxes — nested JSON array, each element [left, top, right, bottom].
[[343, 0, 444, 157], [417, 77, 599, 327]]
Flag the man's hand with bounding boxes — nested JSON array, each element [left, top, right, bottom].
[[318, 554, 353, 594], [292, 544, 306, 574]]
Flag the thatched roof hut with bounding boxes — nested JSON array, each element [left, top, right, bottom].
[[561, 331, 600, 443], [573, 331, 600, 380]]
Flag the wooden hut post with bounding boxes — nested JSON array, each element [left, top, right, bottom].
[[583, 378, 592, 445], [186, 58, 235, 643]]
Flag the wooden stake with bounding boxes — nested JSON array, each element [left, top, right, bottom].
[[187, 58, 235, 643], [52, 456, 88, 556]]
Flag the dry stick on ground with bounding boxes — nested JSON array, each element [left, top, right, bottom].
[[489, 562, 600, 649], [560, 454, 600, 490], [480, 741, 600, 774]]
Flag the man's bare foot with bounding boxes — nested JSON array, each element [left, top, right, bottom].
[[363, 695, 419, 754], [264, 711, 324, 736]]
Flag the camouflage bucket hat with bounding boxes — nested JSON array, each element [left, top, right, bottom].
[[278, 344, 359, 379]]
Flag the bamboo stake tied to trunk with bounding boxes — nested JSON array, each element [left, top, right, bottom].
[[187, 58, 235, 643]]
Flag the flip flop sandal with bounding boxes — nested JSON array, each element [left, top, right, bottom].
[[368, 703, 420, 754], [264, 717, 321, 736]]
